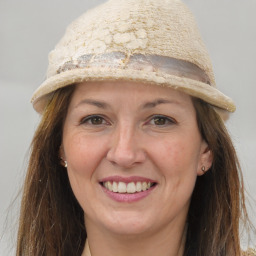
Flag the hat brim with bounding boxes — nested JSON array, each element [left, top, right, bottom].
[[32, 68, 236, 116]]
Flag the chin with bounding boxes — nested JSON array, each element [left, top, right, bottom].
[[96, 210, 156, 236]]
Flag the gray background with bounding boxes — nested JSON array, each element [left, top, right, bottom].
[[0, 0, 255, 254]]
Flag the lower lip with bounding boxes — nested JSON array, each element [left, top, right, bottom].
[[101, 185, 156, 203]]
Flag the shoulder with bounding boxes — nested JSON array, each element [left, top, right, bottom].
[[242, 248, 256, 256]]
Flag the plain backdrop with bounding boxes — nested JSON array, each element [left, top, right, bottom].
[[0, 0, 255, 254]]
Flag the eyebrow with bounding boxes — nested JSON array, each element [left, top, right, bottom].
[[141, 98, 181, 109], [75, 98, 181, 109], [75, 99, 110, 109]]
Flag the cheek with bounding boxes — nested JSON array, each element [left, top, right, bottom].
[[63, 133, 106, 210], [62, 138, 105, 216], [153, 137, 200, 174], [149, 134, 201, 197], [64, 132, 105, 177], [163, 142, 184, 167]]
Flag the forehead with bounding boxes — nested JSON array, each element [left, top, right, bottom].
[[70, 81, 193, 107]]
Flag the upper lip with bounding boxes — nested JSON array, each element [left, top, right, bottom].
[[99, 176, 157, 184]]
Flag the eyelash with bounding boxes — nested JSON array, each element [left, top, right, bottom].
[[80, 115, 109, 125], [147, 115, 177, 126], [79, 114, 177, 127]]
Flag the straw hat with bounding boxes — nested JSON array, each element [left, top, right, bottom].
[[31, 0, 236, 118]]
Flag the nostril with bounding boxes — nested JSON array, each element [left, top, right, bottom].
[[106, 146, 146, 168]]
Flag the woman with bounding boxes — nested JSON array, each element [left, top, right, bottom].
[[16, 0, 255, 255]]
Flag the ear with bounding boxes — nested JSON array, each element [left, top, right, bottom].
[[59, 145, 66, 167], [197, 141, 213, 176]]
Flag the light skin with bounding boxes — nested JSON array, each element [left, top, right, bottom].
[[61, 81, 213, 256]]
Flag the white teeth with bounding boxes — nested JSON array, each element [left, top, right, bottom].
[[142, 182, 147, 191], [112, 181, 118, 192], [107, 181, 112, 191], [103, 181, 154, 193], [117, 182, 127, 193], [127, 182, 136, 193], [136, 182, 142, 192]]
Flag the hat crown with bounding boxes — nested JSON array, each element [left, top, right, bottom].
[[32, 0, 235, 116], [47, 0, 215, 85]]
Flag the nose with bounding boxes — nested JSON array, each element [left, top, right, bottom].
[[106, 124, 146, 168]]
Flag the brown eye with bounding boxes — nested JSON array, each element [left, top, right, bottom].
[[81, 115, 107, 125], [90, 116, 104, 125], [153, 116, 168, 125], [148, 115, 176, 126]]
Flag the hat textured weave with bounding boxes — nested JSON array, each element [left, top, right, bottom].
[[32, 0, 236, 116]]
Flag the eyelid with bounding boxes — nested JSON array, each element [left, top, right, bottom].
[[80, 114, 110, 125], [146, 114, 177, 126]]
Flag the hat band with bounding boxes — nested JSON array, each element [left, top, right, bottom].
[[56, 52, 211, 85]]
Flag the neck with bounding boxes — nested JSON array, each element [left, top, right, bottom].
[[82, 222, 187, 256]]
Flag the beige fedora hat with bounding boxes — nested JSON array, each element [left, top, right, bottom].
[[31, 0, 236, 117]]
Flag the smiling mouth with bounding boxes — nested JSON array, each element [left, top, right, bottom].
[[100, 181, 156, 194]]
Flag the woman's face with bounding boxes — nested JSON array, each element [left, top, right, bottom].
[[61, 81, 212, 237]]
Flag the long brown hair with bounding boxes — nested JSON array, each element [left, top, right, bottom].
[[17, 86, 252, 255], [185, 99, 250, 256], [16, 85, 86, 256]]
